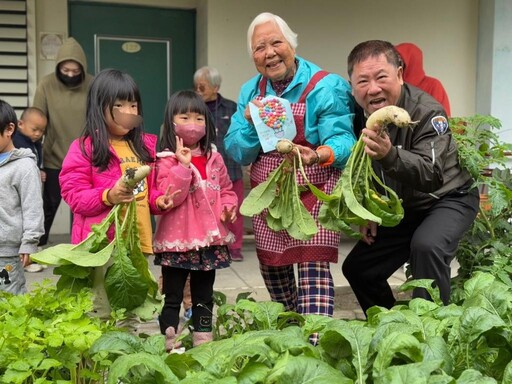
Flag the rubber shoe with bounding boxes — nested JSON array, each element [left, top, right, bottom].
[[230, 249, 244, 262], [24, 263, 44, 273]]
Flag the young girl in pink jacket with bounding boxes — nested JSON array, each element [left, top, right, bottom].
[[59, 69, 174, 322], [153, 90, 238, 351]]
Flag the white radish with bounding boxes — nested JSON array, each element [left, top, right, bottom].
[[366, 106, 412, 131], [276, 139, 295, 154], [122, 165, 151, 188]]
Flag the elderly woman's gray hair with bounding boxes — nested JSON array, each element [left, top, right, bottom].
[[193, 66, 222, 88], [246, 12, 298, 55]]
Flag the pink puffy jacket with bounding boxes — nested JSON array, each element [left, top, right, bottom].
[[59, 134, 161, 244], [153, 148, 238, 252]]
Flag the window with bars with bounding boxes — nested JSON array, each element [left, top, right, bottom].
[[0, 0, 28, 117]]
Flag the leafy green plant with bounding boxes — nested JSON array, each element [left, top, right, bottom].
[[240, 151, 319, 241], [31, 196, 160, 319], [95, 272, 512, 383], [0, 282, 115, 383], [450, 115, 512, 301], [4, 273, 511, 382], [318, 120, 405, 240]]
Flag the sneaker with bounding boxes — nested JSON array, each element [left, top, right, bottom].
[[230, 249, 244, 262], [24, 263, 44, 273]]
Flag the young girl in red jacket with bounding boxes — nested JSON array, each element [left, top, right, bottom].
[[59, 69, 174, 324], [153, 90, 238, 351]]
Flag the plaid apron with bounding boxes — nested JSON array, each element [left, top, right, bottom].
[[251, 71, 342, 266]]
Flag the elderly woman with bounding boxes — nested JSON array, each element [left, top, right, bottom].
[[224, 12, 355, 320]]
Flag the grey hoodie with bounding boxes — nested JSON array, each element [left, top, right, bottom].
[[0, 148, 44, 256]]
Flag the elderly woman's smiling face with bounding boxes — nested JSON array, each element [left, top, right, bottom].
[[251, 21, 296, 82]]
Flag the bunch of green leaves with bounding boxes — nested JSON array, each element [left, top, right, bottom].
[[450, 115, 512, 301], [0, 282, 115, 383], [240, 151, 327, 241], [96, 272, 512, 383], [318, 131, 404, 239], [212, 290, 300, 340], [31, 200, 160, 318]]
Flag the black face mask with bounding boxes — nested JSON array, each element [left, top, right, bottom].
[[57, 71, 83, 87]]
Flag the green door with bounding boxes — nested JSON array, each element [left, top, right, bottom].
[[69, 1, 196, 137]]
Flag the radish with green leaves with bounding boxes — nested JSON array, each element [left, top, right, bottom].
[[32, 165, 160, 317], [240, 139, 331, 241], [318, 106, 413, 239]]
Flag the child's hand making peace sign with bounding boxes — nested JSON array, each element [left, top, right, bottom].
[[175, 135, 191, 167]]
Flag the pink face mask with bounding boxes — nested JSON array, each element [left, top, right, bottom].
[[174, 123, 206, 146]]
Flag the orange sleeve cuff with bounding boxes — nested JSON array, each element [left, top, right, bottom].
[[317, 145, 335, 167], [102, 189, 113, 206]]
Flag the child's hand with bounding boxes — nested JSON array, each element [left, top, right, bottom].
[[221, 206, 237, 223], [108, 178, 135, 204], [175, 135, 191, 167], [40, 170, 46, 183], [19, 254, 31, 267], [157, 185, 182, 210]]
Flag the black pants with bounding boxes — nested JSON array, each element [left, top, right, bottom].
[[159, 267, 216, 334], [39, 168, 62, 246], [342, 187, 479, 315]]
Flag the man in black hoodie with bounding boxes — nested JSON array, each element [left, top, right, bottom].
[[32, 37, 94, 246]]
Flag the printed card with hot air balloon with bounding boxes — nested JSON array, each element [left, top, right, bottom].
[[249, 96, 296, 152]]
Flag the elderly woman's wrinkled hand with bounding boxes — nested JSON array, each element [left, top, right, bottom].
[[244, 99, 264, 125], [294, 143, 320, 166]]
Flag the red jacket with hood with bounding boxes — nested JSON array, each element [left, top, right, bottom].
[[395, 42, 451, 116]]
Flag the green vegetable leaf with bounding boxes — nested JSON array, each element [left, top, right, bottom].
[[240, 161, 285, 216], [106, 352, 179, 384], [104, 247, 147, 311], [265, 353, 352, 384]]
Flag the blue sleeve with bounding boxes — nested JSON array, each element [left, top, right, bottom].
[[224, 79, 262, 166], [305, 74, 356, 169]]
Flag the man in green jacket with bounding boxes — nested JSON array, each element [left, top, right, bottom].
[[32, 37, 94, 247]]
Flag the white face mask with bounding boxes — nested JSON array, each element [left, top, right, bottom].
[[174, 123, 206, 146]]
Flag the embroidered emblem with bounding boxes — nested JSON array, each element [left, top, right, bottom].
[[431, 116, 448, 135]]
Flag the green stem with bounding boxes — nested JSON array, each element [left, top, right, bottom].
[[478, 207, 495, 238]]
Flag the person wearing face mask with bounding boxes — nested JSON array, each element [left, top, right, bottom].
[[32, 37, 94, 248], [153, 90, 238, 352], [194, 66, 245, 261], [59, 69, 174, 330], [224, 13, 355, 334]]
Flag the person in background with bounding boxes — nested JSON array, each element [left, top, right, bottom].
[[0, 99, 44, 295], [395, 42, 451, 116], [32, 37, 94, 247], [224, 12, 355, 337], [153, 90, 237, 352], [13, 107, 47, 273], [13, 107, 47, 178], [342, 40, 478, 315], [194, 66, 244, 261], [59, 69, 174, 327]]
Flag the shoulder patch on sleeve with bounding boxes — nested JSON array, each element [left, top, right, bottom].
[[431, 116, 448, 135]]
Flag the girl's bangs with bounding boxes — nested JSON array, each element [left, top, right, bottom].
[[114, 78, 138, 102], [176, 96, 207, 115]]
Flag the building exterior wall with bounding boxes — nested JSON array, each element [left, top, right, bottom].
[[32, 0, 481, 235]]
